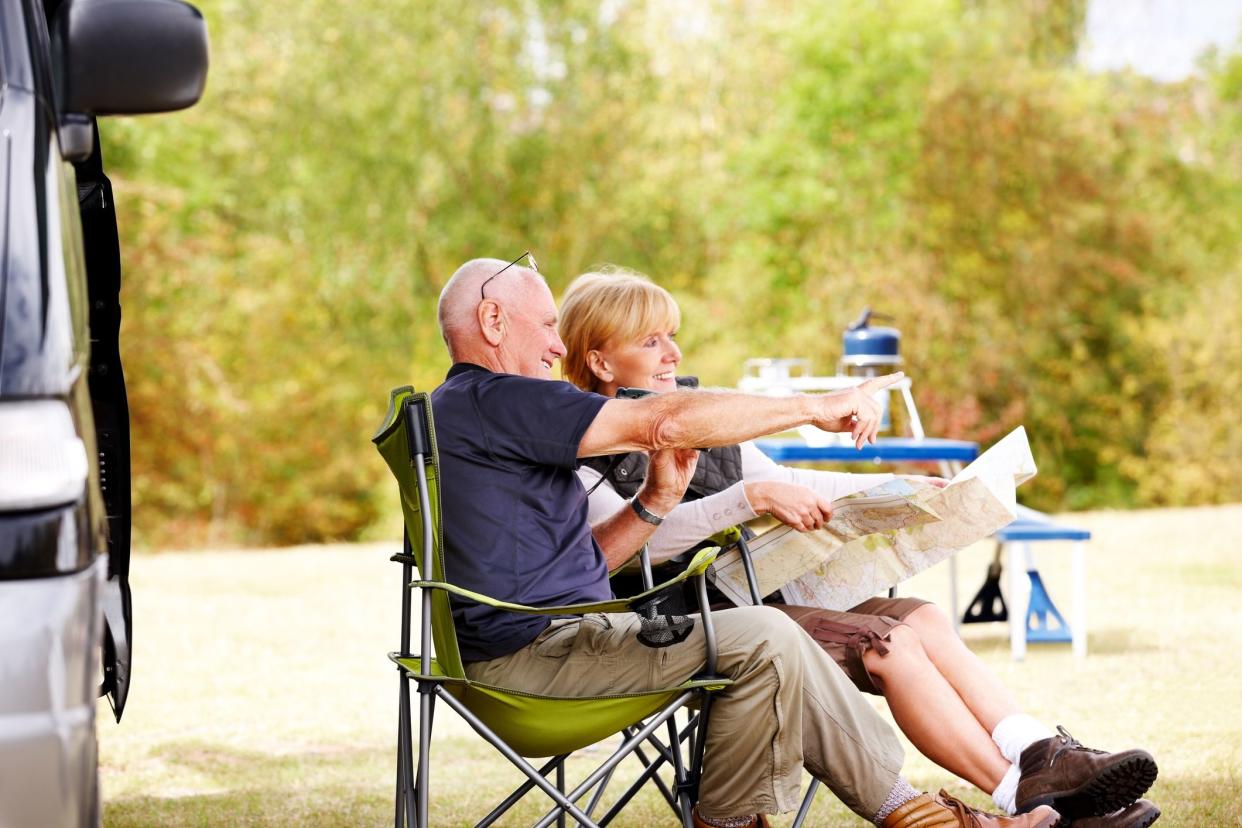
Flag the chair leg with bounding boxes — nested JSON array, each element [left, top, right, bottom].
[[396, 675, 419, 828], [531, 695, 695, 828], [595, 725, 683, 827], [584, 763, 617, 819], [665, 715, 692, 825], [683, 692, 715, 816], [437, 690, 603, 828], [557, 761, 567, 828], [395, 676, 405, 828], [477, 756, 568, 828], [790, 778, 820, 827], [415, 686, 436, 827]]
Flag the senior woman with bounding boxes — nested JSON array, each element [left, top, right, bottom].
[[558, 268, 1158, 826]]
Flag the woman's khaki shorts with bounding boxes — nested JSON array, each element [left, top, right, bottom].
[[774, 596, 928, 695]]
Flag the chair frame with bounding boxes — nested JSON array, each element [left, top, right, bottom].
[[378, 389, 731, 828]]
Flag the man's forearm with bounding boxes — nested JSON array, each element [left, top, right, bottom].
[[579, 373, 898, 458], [592, 501, 662, 573], [591, 478, 685, 572], [642, 389, 819, 451]]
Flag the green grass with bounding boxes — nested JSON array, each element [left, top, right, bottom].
[[101, 505, 1242, 826]]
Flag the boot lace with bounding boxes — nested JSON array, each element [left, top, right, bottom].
[[1049, 725, 1107, 766], [936, 790, 985, 827]]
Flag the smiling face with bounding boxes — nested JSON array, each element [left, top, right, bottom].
[[497, 274, 567, 379], [558, 270, 682, 396], [592, 327, 681, 395]]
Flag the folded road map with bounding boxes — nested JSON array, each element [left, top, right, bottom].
[[711, 426, 1037, 610]]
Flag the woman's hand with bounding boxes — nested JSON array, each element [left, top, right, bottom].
[[639, 447, 700, 514], [745, 481, 834, 532]]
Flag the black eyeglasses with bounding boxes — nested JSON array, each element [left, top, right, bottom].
[[480, 251, 538, 300]]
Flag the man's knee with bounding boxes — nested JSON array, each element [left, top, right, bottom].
[[721, 604, 805, 643], [712, 605, 809, 674]]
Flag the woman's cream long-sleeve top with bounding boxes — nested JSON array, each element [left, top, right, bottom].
[[577, 441, 894, 565]]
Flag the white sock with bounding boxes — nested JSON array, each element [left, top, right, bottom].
[[991, 713, 1054, 766], [991, 762, 1022, 815]]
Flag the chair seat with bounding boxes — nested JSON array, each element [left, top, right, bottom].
[[394, 655, 731, 757]]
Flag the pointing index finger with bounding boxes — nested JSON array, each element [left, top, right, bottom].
[[859, 372, 905, 392]]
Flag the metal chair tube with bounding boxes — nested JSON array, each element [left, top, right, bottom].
[[694, 574, 719, 677], [476, 756, 568, 828], [557, 762, 567, 828], [413, 461, 435, 678], [530, 691, 695, 828], [436, 689, 603, 828], [638, 543, 655, 591], [596, 742, 676, 825], [735, 536, 764, 606], [791, 779, 821, 827]]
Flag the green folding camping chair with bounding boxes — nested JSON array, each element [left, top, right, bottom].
[[372, 386, 733, 828]]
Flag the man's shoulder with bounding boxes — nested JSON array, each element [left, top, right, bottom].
[[432, 368, 607, 427], [440, 368, 595, 399]]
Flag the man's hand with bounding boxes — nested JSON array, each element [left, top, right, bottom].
[[638, 447, 700, 514], [811, 372, 905, 449], [745, 481, 834, 532]]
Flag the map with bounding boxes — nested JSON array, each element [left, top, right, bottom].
[[711, 426, 1037, 610]]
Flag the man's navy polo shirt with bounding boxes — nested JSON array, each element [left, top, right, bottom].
[[430, 363, 613, 663]]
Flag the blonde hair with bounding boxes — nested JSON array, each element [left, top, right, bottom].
[[559, 268, 681, 392]]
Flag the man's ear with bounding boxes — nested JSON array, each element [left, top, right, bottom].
[[478, 299, 505, 346], [586, 350, 613, 383]]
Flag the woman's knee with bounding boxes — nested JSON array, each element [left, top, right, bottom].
[[904, 602, 954, 638], [861, 622, 928, 675]]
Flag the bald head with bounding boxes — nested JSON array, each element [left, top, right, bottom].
[[437, 257, 566, 378]]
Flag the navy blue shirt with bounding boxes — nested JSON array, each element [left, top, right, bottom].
[[430, 363, 613, 662]]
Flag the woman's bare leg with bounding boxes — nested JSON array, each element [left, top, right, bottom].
[[901, 603, 1022, 733], [863, 623, 1011, 792]]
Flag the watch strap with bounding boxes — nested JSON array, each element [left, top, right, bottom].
[[630, 496, 665, 526]]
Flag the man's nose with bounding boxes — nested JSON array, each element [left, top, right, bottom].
[[550, 334, 567, 358]]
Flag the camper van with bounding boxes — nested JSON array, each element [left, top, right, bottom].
[[0, 1, 207, 823]]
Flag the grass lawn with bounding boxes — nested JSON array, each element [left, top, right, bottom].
[[100, 504, 1242, 826]]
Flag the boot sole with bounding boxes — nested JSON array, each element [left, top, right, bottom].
[[1066, 801, 1160, 828], [1130, 803, 1161, 828], [1024, 752, 1158, 819]]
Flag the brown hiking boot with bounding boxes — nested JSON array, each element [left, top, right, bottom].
[[1067, 800, 1160, 828], [881, 790, 1060, 827], [1016, 726, 1157, 819]]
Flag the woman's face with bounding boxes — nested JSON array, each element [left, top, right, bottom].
[[594, 326, 682, 393]]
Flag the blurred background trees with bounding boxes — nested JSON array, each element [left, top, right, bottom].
[[102, 0, 1242, 547]]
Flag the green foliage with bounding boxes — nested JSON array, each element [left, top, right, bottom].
[[103, 0, 1241, 546]]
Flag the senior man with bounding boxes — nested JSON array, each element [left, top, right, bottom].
[[431, 256, 1060, 828]]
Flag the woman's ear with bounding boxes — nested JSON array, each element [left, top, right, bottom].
[[586, 350, 613, 383]]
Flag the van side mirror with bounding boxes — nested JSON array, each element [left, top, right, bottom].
[[52, 0, 210, 159]]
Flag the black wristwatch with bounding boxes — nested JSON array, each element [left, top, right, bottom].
[[630, 496, 665, 526]]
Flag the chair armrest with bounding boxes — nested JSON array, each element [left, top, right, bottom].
[[410, 546, 720, 616]]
